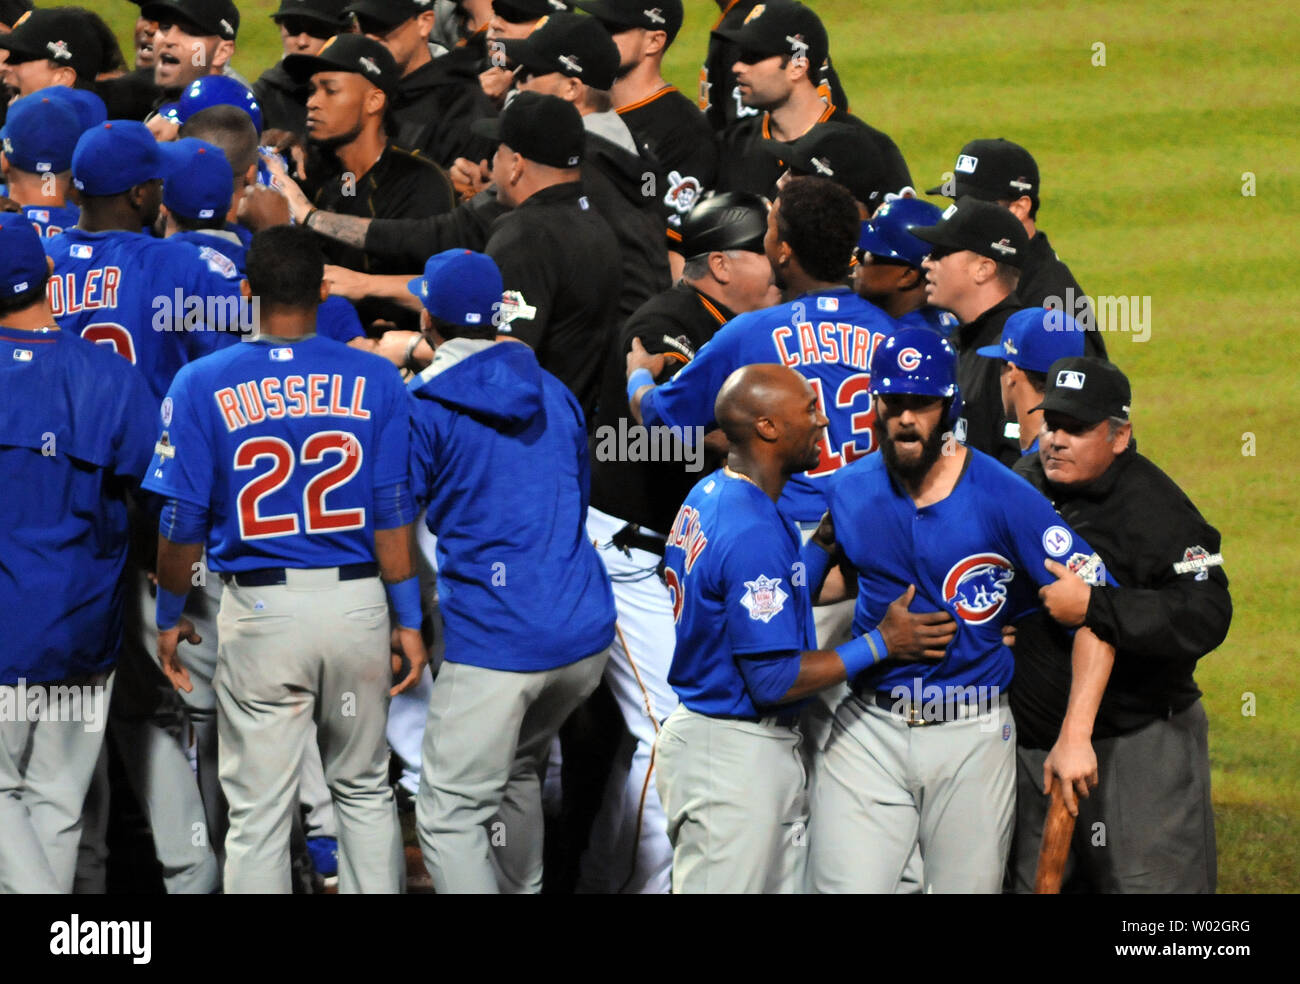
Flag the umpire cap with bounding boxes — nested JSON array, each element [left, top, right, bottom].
[[1032, 357, 1131, 424], [911, 197, 1029, 268], [283, 34, 401, 99], [926, 138, 1040, 204], [680, 192, 769, 260], [471, 91, 584, 168]]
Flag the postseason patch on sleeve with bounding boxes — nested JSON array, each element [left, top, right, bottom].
[[1173, 545, 1224, 580]]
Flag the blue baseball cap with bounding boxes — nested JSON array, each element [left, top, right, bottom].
[[156, 102, 183, 126], [72, 120, 181, 197], [976, 306, 1086, 371], [0, 211, 49, 297], [177, 75, 263, 134], [1, 92, 82, 173], [159, 138, 233, 220], [407, 249, 504, 328], [41, 86, 108, 133]]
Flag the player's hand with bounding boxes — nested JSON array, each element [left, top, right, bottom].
[[1002, 624, 1017, 648], [376, 329, 424, 369], [450, 157, 492, 199], [479, 65, 515, 105], [1039, 558, 1090, 628], [323, 264, 369, 300], [626, 337, 667, 380], [809, 510, 836, 553], [1042, 733, 1099, 817], [157, 616, 201, 694], [237, 185, 291, 232], [390, 625, 427, 697], [261, 150, 314, 223], [147, 113, 180, 142], [878, 584, 957, 661], [262, 129, 307, 181]]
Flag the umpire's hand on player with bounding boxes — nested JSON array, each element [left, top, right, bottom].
[[1038, 558, 1091, 627], [877, 585, 958, 661], [157, 616, 203, 694]]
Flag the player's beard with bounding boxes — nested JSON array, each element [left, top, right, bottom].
[[308, 118, 365, 153], [615, 56, 638, 80], [875, 414, 947, 484]]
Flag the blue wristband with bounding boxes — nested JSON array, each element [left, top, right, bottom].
[[835, 629, 888, 680], [156, 584, 189, 631], [386, 576, 423, 630], [627, 367, 654, 403]]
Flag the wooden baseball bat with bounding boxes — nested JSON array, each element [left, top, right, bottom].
[[1034, 777, 1076, 894]]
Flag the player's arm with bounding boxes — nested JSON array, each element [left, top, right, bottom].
[[154, 516, 206, 694], [626, 321, 743, 430], [322, 267, 424, 312], [1042, 626, 1115, 816]]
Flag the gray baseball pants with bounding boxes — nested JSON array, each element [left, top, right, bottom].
[[416, 649, 609, 894], [215, 569, 401, 894]]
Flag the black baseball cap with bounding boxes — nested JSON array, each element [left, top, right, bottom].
[[344, 0, 435, 30], [1032, 357, 1131, 424], [271, 0, 353, 29], [760, 122, 887, 205], [574, 0, 683, 43], [0, 1, 32, 29], [283, 34, 400, 98], [140, 0, 241, 40], [713, 0, 828, 76], [910, 196, 1029, 268], [0, 9, 104, 80], [680, 191, 769, 259], [500, 11, 619, 90], [470, 90, 584, 168], [492, 1, 571, 24], [926, 138, 1040, 203]]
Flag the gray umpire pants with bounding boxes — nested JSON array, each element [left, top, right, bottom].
[[416, 649, 609, 894], [215, 570, 401, 894], [0, 670, 114, 893], [807, 693, 1016, 893], [654, 704, 808, 894], [1009, 700, 1216, 893]]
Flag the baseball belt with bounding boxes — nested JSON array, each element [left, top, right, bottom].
[[219, 562, 379, 588]]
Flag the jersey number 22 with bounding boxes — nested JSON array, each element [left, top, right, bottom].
[[235, 432, 365, 540]]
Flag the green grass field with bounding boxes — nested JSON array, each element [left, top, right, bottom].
[[102, 0, 1299, 893]]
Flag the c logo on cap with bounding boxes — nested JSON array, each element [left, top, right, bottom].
[[897, 347, 922, 371]]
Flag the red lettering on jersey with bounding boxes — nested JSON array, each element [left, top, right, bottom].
[[47, 275, 65, 316], [818, 321, 838, 362], [283, 375, 307, 417], [772, 326, 797, 367], [349, 377, 370, 420], [851, 326, 871, 367], [237, 381, 266, 424], [215, 387, 247, 431], [84, 269, 103, 309], [670, 505, 710, 574], [307, 374, 329, 416], [328, 375, 348, 416], [261, 377, 286, 418], [797, 322, 820, 364], [868, 329, 887, 366], [65, 273, 82, 314], [102, 267, 121, 307]]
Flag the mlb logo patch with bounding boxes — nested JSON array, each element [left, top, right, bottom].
[[816, 296, 839, 312], [13, 348, 33, 362], [31, 210, 49, 222], [270, 347, 294, 361], [71, 244, 93, 259], [1002, 723, 1011, 741], [1057, 369, 1086, 389], [955, 154, 979, 174]]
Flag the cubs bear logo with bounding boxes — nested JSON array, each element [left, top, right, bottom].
[[943, 553, 1014, 623], [896, 346, 922, 371]]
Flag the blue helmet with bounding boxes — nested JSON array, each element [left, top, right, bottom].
[[177, 75, 263, 134], [857, 197, 946, 269], [870, 327, 963, 425]]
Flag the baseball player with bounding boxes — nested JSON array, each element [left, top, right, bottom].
[[144, 225, 426, 894], [0, 212, 156, 893], [143, 0, 241, 99], [927, 138, 1106, 357], [0, 92, 84, 238], [853, 197, 960, 335], [711, 2, 910, 202], [805, 327, 1117, 893], [254, 0, 353, 137], [405, 248, 616, 894], [0, 8, 103, 98], [656, 362, 955, 893]]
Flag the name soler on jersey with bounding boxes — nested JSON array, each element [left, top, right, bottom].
[[213, 363, 372, 432]]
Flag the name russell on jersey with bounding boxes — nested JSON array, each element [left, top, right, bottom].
[[214, 374, 371, 432]]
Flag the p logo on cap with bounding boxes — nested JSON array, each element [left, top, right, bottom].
[[1057, 370, 1086, 389], [745, 4, 766, 23]]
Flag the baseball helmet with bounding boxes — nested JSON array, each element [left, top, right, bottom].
[[857, 198, 945, 269], [870, 327, 963, 425], [177, 75, 263, 134], [679, 191, 770, 260]]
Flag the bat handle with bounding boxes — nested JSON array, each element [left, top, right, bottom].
[[1034, 776, 1076, 894]]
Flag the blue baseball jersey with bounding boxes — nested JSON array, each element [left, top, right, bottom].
[[23, 202, 81, 239], [44, 228, 236, 403], [825, 448, 1116, 698], [142, 336, 411, 572], [170, 229, 366, 345], [0, 326, 156, 685], [896, 304, 958, 335], [663, 469, 816, 718], [640, 286, 896, 521]]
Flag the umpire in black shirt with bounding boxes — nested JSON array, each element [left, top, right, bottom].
[[1009, 358, 1231, 893]]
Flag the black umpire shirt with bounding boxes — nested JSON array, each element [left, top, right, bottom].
[[715, 107, 912, 202], [589, 282, 734, 534], [700, 0, 848, 131], [488, 182, 622, 422], [952, 292, 1023, 467], [1009, 444, 1231, 748], [1020, 230, 1107, 359], [617, 86, 719, 247], [304, 142, 455, 333]]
